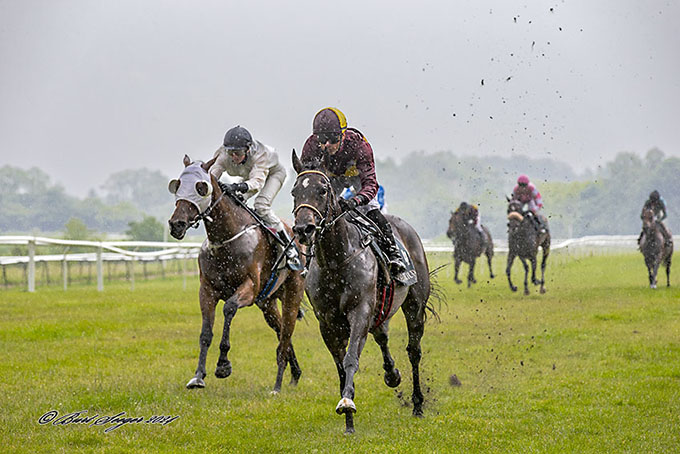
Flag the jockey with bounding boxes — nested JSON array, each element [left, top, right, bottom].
[[512, 174, 547, 232], [639, 190, 671, 245], [454, 202, 484, 239], [467, 204, 484, 237], [300, 107, 406, 274], [210, 125, 301, 270]]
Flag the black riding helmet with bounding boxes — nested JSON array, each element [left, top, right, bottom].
[[223, 125, 253, 151], [650, 190, 660, 201]]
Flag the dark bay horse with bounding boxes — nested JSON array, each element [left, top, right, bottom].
[[506, 199, 550, 295], [640, 207, 672, 288], [168, 155, 306, 394], [446, 206, 494, 287], [291, 151, 432, 434]]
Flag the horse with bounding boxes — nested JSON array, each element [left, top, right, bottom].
[[291, 151, 432, 434], [639, 207, 672, 288], [506, 199, 550, 295], [446, 206, 495, 287], [167, 155, 306, 394]]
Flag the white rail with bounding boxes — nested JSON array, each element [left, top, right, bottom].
[[0, 234, 667, 292]]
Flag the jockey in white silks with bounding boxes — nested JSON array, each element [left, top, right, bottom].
[[210, 125, 301, 270]]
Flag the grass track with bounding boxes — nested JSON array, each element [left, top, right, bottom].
[[1, 252, 679, 453]]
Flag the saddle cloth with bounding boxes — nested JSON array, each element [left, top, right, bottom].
[[348, 215, 418, 287]]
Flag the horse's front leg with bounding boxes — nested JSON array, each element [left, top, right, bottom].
[[318, 320, 352, 432], [530, 255, 539, 286], [486, 248, 495, 279], [215, 277, 256, 379], [506, 252, 517, 292], [540, 247, 549, 294], [336, 301, 372, 432], [454, 255, 462, 285], [371, 321, 401, 388], [519, 257, 530, 295], [187, 284, 218, 389], [468, 260, 477, 287], [650, 262, 660, 289]]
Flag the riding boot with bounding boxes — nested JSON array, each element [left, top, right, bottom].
[[277, 229, 302, 271], [366, 209, 407, 274]]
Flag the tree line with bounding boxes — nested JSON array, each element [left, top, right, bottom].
[[0, 148, 676, 241]]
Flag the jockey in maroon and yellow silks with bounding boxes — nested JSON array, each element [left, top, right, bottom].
[[300, 107, 406, 274], [300, 128, 379, 206]]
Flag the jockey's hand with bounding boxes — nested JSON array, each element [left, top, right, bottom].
[[228, 182, 249, 194], [338, 197, 358, 213]]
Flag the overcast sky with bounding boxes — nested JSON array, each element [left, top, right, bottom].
[[1, 0, 678, 197]]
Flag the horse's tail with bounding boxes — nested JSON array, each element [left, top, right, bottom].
[[423, 265, 447, 323]]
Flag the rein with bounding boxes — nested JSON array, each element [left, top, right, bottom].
[[188, 192, 226, 229]]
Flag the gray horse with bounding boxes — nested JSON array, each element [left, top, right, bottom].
[[291, 151, 432, 434]]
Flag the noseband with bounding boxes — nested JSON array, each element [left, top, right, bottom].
[[292, 170, 337, 230]]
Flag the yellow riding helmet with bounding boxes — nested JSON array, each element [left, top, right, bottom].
[[313, 107, 348, 134]]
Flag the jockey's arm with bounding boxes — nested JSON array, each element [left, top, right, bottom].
[[209, 147, 228, 181], [243, 151, 270, 197]]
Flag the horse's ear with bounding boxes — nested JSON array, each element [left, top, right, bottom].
[[168, 179, 180, 194], [292, 149, 303, 174], [506, 194, 511, 202], [183, 155, 192, 167], [201, 157, 217, 172], [195, 181, 211, 197]]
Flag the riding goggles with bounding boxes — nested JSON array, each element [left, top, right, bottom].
[[316, 132, 342, 145], [226, 146, 248, 157]]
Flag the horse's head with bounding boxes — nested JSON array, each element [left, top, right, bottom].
[[507, 199, 526, 232], [291, 149, 338, 245], [167, 154, 217, 239], [641, 207, 656, 232]]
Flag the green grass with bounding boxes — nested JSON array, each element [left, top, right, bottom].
[[0, 252, 679, 453]]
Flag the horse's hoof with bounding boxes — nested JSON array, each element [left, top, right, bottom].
[[524, 289, 530, 295], [455, 279, 462, 285], [540, 288, 546, 294], [186, 377, 206, 389], [510, 286, 517, 292], [650, 284, 657, 289], [384, 368, 402, 388], [335, 397, 357, 415], [270, 389, 280, 396], [412, 407, 424, 418], [215, 363, 232, 379], [490, 274, 495, 279], [344, 427, 356, 435]]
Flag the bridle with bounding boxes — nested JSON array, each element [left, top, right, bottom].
[[292, 170, 347, 236], [187, 191, 225, 229]]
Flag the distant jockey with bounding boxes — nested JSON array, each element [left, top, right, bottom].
[[453, 201, 484, 240], [639, 190, 671, 246], [511, 174, 548, 232]]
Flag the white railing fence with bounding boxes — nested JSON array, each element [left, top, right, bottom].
[[0, 234, 660, 293]]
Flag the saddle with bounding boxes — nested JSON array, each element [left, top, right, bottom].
[[345, 214, 418, 287]]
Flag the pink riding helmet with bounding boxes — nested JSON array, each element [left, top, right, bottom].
[[517, 174, 530, 185]]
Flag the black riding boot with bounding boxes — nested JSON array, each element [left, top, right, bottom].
[[366, 209, 407, 274], [277, 229, 302, 271]]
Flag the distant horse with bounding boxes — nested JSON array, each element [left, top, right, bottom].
[[446, 205, 494, 287], [168, 155, 306, 393], [640, 207, 672, 288], [506, 199, 550, 295], [291, 151, 432, 434]]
